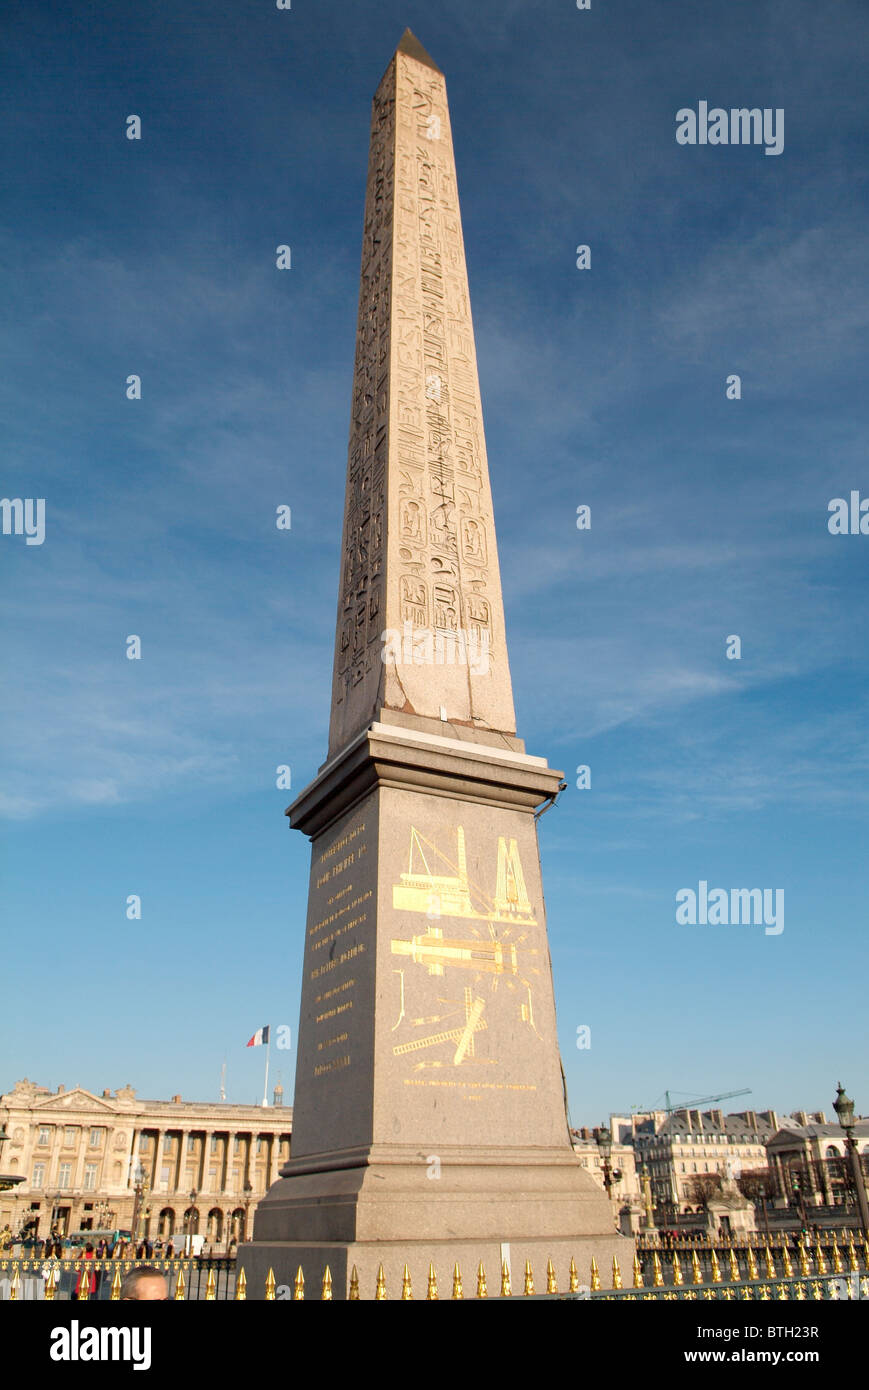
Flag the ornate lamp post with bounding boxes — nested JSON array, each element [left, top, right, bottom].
[[242, 1180, 253, 1244], [95, 1198, 114, 1229], [594, 1125, 621, 1199], [130, 1162, 144, 1244], [184, 1189, 197, 1256], [45, 1191, 59, 1242], [833, 1083, 869, 1237], [788, 1159, 809, 1233], [639, 1163, 655, 1230]]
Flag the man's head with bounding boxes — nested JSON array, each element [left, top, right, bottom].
[[119, 1265, 169, 1301]]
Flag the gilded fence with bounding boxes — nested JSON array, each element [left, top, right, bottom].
[[2, 1234, 867, 1301]]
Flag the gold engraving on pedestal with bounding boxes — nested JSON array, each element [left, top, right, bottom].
[[392, 991, 487, 1065], [315, 977, 357, 1006], [391, 969, 406, 1030], [392, 826, 536, 924], [389, 827, 543, 1076]]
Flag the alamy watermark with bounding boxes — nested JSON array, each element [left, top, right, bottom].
[[676, 104, 784, 156], [1, 497, 45, 546], [676, 881, 784, 936], [828, 491, 869, 535], [381, 622, 490, 676]]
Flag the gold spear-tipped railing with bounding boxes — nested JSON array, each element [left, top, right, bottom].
[[2, 1235, 866, 1300]]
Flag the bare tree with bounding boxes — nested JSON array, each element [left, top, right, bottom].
[[736, 1168, 776, 1203], [684, 1173, 722, 1209]]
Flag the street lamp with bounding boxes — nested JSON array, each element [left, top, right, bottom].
[[130, 1163, 145, 1244], [45, 1191, 59, 1241], [594, 1125, 621, 1199], [242, 1181, 254, 1244], [184, 1189, 197, 1256], [833, 1083, 869, 1237], [789, 1160, 809, 1233], [639, 1163, 655, 1230]]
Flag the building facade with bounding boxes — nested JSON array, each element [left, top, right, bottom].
[[570, 1127, 641, 1206], [0, 1078, 292, 1249], [621, 1109, 782, 1216], [767, 1115, 869, 1210]]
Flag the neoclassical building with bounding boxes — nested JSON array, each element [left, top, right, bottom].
[[0, 1078, 292, 1248], [767, 1116, 869, 1208], [619, 1108, 784, 1215]]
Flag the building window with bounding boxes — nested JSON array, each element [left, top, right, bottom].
[[187, 1136, 196, 1153], [38, 1127, 51, 1146], [33, 1163, 45, 1188], [84, 1165, 98, 1191], [208, 1167, 218, 1184], [161, 1166, 171, 1187], [139, 1135, 150, 1152], [58, 1163, 72, 1188], [63, 1127, 76, 1148], [233, 1138, 242, 1156], [88, 1128, 102, 1148], [256, 1138, 264, 1155], [232, 1168, 239, 1188], [210, 1137, 218, 1155]]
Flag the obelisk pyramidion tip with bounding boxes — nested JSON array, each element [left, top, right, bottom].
[[395, 28, 442, 74]]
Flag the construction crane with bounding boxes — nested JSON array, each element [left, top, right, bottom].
[[632, 1087, 751, 1115]]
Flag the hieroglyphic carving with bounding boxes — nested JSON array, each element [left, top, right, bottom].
[[329, 42, 517, 756], [332, 75, 393, 722]]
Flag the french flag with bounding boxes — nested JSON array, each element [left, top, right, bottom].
[[246, 1025, 269, 1048]]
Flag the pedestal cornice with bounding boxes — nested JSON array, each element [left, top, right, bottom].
[[287, 723, 565, 840]]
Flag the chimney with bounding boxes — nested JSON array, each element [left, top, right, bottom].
[[172, 1095, 182, 1104], [102, 1089, 111, 1099], [57, 1084, 65, 1093]]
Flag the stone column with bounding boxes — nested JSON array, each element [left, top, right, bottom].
[[197, 1132, 209, 1192], [173, 1131, 185, 1192], [72, 1129, 88, 1192], [220, 1132, 229, 1195]]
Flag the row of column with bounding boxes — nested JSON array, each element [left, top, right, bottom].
[[34, 1127, 101, 1194], [127, 1127, 289, 1196]]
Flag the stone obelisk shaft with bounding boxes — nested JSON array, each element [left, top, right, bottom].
[[329, 33, 516, 760]]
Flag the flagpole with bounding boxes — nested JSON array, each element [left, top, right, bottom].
[[262, 1028, 270, 1107]]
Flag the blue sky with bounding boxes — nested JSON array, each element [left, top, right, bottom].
[[1, 0, 867, 1126]]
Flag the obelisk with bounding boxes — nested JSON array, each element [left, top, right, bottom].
[[242, 29, 632, 1298]]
